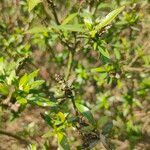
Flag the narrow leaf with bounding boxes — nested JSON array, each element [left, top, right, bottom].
[[95, 6, 125, 31], [25, 26, 50, 34], [62, 13, 78, 25], [29, 80, 45, 89], [28, 96, 57, 107], [98, 47, 110, 59], [0, 57, 4, 74], [52, 24, 85, 32], [40, 113, 53, 128]]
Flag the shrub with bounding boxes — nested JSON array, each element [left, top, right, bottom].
[[0, 0, 149, 149]]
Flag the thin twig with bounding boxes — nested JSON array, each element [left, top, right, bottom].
[[44, 0, 72, 50], [128, 54, 141, 67], [16, 56, 29, 75], [65, 51, 73, 80], [71, 96, 79, 116]]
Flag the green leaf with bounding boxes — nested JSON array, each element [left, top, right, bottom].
[[91, 66, 108, 73], [41, 113, 53, 128], [57, 112, 66, 122], [0, 83, 9, 95], [91, 64, 113, 73], [28, 96, 57, 107], [28, 143, 37, 150], [114, 48, 121, 60], [95, 6, 125, 31], [17, 97, 28, 104], [6, 70, 16, 85], [25, 24, 85, 34], [29, 80, 45, 89], [28, 69, 39, 82], [75, 102, 96, 126], [0, 57, 5, 74], [24, 26, 50, 34], [24, 84, 30, 93], [28, 0, 42, 12], [52, 24, 85, 32], [84, 17, 93, 30], [57, 132, 70, 150], [62, 13, 78, 25], [98, 47, 110, 59], [19, 73, 28, 89]]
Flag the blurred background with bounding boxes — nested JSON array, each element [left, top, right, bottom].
[[0, 0, 150, 149]]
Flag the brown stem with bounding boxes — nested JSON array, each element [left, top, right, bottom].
[[44, 0, 72, 50], [46, 0, 60, 25], [0, 130, 31, 145], [123, 66, 150, 72], [71, 96, 79, 116]]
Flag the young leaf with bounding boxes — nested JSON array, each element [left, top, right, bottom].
[[62, 13, 78, 25], [0, 57, 4, 74], [57, 112, 66, 122], [91, 67, 106, 73], [98, 47, 110, 59], [75, 102, 96, 126], [28, 0, 42, 12], [29, 80, 45, 89], [17, 97, 28, 105], [19, 73, 28, 89], [28, 69, 39, 82], [95, 6, 125, 31]]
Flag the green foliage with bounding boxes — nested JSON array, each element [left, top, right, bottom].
[[95, 6, 125, 31], [28, 0, 42, 12], [0, 0, 149, 149]]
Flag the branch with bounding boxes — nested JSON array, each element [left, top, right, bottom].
[[44, 0, 72, 50], [123, 66, 150, 72], [0, 130, 31, 145], [46, 0, 60, 25]]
